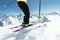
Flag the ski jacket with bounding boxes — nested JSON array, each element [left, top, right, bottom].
[[17, 0, 27, 2]]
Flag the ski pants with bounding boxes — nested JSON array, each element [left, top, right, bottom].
[[17, 1, 30, 24]]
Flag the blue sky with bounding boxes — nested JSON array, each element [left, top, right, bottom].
[[0, 0, 60, 15], [41, 0, 60, 13], [0, 0, 39, 15]]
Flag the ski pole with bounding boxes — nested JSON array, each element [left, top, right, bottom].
[[37, 0, 42, 20]]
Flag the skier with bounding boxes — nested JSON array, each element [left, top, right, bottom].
[[17, 0, 32, 27]]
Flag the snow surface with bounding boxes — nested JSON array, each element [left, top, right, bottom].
[[0, 14, 60, 40]]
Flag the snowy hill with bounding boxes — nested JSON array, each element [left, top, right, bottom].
[[41, 11, 60, 16], [48, 12, 60, 15], [0, 14, 11, 26], [0, 13, 60, 40]]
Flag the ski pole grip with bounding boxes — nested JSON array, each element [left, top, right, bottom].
[[37, 16, 42, 20]]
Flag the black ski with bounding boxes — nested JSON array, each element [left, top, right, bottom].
[[14, 25, 41, 32], [14, 24, 33, 32], [10, 25, 22, 29], [14, 27, 25, 32]]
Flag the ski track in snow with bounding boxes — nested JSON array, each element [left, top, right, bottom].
[[0, 15, 60, 40]]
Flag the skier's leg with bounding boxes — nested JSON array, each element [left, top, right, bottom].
[[23, 5, 30, 24], [17, 1, 30, 24]]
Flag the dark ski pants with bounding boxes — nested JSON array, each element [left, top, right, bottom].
[[17, 1, 30, 24]]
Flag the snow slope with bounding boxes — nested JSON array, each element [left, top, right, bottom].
[[0, 13, 60, 40], [24, 15, 60, 40]]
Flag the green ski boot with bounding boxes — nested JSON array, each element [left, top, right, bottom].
[[23, 24, 33, 28]]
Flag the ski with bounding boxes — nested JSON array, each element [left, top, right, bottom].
[[10, 23, 33, 29], [10, 25, 22, 29], [14, 24, 33, 32], [10, 20, 40, 29], [14, 27, 25, 32], [14, 24, 41, 32], [13, 21, 41, 32]]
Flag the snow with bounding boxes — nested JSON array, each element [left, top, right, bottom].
[[0, 14, 60, 40]]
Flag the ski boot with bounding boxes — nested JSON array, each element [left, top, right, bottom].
[[21, 23, 33, 28]]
